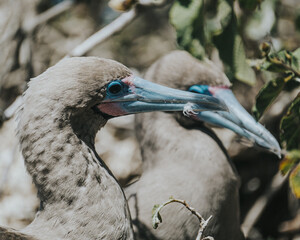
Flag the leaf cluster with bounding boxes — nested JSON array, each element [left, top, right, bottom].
[[252, 46, 300, 198], [169, 0, 300, 197], [169, 0, 257, 85]]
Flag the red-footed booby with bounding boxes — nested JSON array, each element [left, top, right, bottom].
[[0, 56, 227, 240], [125, 51, 281, 240]]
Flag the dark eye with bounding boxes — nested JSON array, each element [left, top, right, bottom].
[[107, 81, 123, 95]]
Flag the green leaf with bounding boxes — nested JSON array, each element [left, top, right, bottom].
[[170, 0, 257, 85], [213, 1, 257, 85], [245, 0, 276, 41], [205, 0, 232, 39], [280, 94, 300, 150], [280, 150, 300, 175], [170, 0, 202, 32], [262, 49, 300, 74], [285, 78, 300, 91], [233, 34, 256, 85], [152, 204, 163, 229], [293, 48, 300, 59], [292, 48, 300, 71], [170, 0, 205, 59], [261, 56, 287, 73], [290, 163, 300, 199], [252, 78, 285, 120], [279, 150, 300, 199], [213, 11, 235, 81], [170, 0, 232, 60]]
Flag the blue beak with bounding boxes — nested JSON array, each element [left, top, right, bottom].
[[189, 85, 281, 158], [97, 76, 228, 117]]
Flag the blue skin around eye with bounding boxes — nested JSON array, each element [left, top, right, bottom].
[[188, 85, 212, 96], [106, 80, 130, 97]]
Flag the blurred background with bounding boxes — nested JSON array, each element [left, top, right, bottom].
[[0, 0, 299, 239]]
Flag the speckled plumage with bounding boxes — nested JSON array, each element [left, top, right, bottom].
[[125, 51, 244, 240], [0, 57, 134, 240]]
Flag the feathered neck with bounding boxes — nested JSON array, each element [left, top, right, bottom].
[[17, 93, 134, 239]]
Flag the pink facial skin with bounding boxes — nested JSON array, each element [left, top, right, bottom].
[[122, 75, 134, 85], [122, 75, 136, 93], [209, 86, 230, 96], [97, 102, 128, 117]]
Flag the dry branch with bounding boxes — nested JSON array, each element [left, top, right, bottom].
[[67, 8, 137, 57], [22, 0, 74, 34], [152, 197, 214, 240], [138, 0, 173, 7], [68, 0, 172, 57], [0, 143, 19, 198]]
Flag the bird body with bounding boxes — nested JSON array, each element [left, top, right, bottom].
[[8, 57, 134, 240], [18, 121, 132, 240], [126, 111, 243, 240], [1, 56, 226, 239], [126, 51, 249, 240]]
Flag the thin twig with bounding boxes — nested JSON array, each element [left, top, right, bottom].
[[3, 96, 23, 121], [167, 198, 206, 223], [67, 8, 137, 57], [266, 54, 300, 78], [22, 0, 74, 34], [68, 0, 173, 57], [138, 0, 172, 7], [277, 61, 300, 78], [241, 172, 287, 238], [0, 143, 19, 198], [196, 215, 213, 240], [152, 197, 214, 240]]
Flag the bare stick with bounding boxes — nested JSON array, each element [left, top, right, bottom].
[[138, 0, 173, 7], [0, 143, 19, 198], [3, 96, 23, 120], [241, 172, 287, 237], [196, 215, 213, 240], [68, 0, 173, 57], [22, 0, 74, 34], [67, 8, 137, 57], [152, 197, 214, 240]]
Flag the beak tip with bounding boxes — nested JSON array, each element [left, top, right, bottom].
[[274, 148, 282, 159]]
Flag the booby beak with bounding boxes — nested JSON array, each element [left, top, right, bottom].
[[189, 85, 282, 157], [98, 76, 228, 117]]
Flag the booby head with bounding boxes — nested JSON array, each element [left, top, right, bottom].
[[25, 57, 227, 128], [98, 75, 228, 117], [144, 50, 281, 157]]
